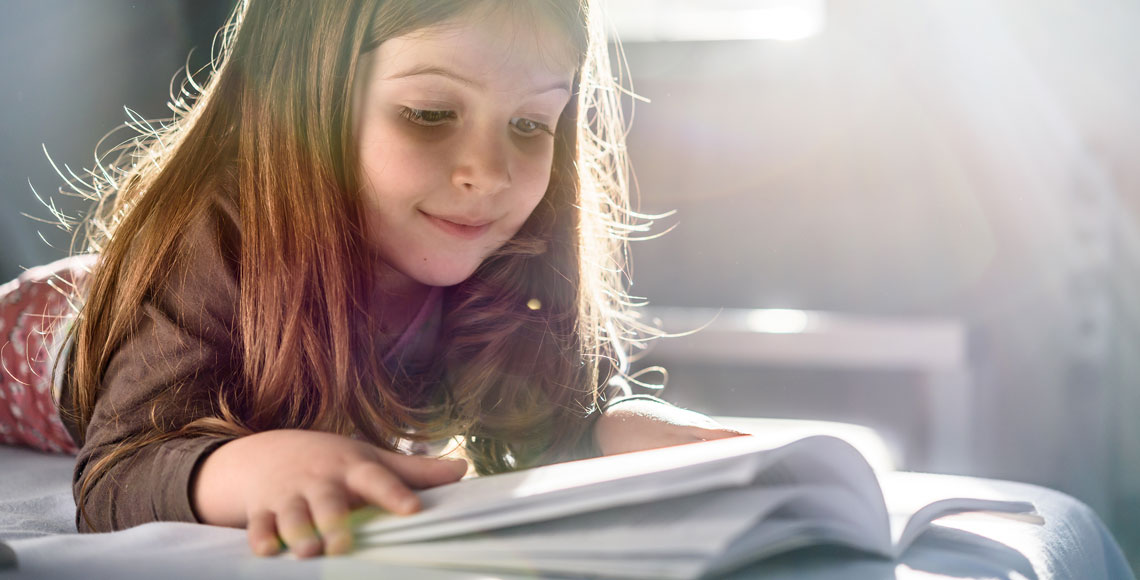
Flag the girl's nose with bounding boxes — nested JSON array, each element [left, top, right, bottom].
[[451, 126, 511, 195]]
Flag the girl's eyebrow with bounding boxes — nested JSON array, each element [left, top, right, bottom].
[[385, 64, 571, 96]]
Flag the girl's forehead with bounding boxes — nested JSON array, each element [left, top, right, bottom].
[[372, 10, 578, 91]]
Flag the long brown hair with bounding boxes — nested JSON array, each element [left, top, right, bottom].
[[60, 0, 644, 529]]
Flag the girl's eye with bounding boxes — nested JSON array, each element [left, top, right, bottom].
[[511, 117, 554, 137], [400, 107, 456, 127]]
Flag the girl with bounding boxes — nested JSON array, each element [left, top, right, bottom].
[[0, 0, 740, 560]]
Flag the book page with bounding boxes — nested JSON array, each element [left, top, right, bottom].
[[359, 485, 807, 558], [880, 474, 1040, 556], [358, 437, 764, 544], [357, 435, 878, 545], [890, 497, 1039, 556], [358, 486, 860, 580], [359, 484, 887, 580], [360, 548, 708, 580]]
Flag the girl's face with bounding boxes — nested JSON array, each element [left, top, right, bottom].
[[353, 9, 577, 289]]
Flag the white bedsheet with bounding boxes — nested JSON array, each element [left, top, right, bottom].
[[0, 445, 1133, 580]]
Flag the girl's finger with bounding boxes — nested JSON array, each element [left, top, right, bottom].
[[345, 461, 423, 515], [304, 483, 355, 556], [373, 450, 468, 489], [247, 509, 282, 557], [274, 496, 322, 559]]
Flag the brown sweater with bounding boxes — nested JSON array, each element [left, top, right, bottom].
[[58, 193, 630, 533], [60, 196, 243, 533]]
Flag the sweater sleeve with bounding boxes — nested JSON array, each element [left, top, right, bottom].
[[71, 198, 243, 533]]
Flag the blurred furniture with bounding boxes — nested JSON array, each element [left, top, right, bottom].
[[646, 307, 971, 473]]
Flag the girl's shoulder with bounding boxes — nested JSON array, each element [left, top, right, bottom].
[[173, 169, 242, 280], [138, 171, 243, 335]]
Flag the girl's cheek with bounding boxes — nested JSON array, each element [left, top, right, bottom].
[[365, 131, 441, 173], [523, 147, 557, 189]]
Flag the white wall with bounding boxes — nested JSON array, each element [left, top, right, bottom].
[[618, 0, 1140, 563]]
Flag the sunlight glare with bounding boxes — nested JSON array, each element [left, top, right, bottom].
[[746, 309, 810, 333], [608, 0, 826, 42]]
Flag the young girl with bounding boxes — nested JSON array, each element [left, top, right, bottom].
[[0, 0, 740, 560]]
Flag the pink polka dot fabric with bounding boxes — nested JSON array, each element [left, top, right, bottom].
[[0, 255, 94, 455]]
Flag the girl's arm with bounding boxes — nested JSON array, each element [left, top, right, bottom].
[[70, 197, 464, 559], [591, 396, 747, 456], [71, 199, 248, 534]]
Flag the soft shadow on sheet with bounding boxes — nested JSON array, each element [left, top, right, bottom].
[[721, 528, 1037, 580]]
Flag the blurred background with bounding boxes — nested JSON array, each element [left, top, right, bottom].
[[1, 0, 1137, 567]]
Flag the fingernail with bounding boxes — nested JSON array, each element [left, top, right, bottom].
[[400, 495, 419, 513], [257, 538, 280, 557], [324, 531, 352, 555], [293, 538, 321, 558]]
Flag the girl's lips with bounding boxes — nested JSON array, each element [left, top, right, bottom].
[[422, 211, 492, 240]]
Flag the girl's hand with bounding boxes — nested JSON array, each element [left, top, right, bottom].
[[192, 429, 467, 559], [592, 398, 748, 456]]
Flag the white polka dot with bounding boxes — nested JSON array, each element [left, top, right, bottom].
[[9, 403, 22, 419]]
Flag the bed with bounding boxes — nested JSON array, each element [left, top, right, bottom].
[[1, 424, 1134, 580]]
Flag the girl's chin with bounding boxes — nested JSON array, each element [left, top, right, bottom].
[[405, 263, 482, 288], [375, 246, 490, 288]]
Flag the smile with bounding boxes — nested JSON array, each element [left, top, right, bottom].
[[421, 211, 492, 240]]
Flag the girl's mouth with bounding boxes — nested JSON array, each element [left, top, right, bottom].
[[421, 211, 492, 240]]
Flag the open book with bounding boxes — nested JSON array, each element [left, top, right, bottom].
[[352, 435, 1037, 579]]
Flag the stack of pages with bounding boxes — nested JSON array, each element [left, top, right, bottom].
[[353, 435, 1037, 579]]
